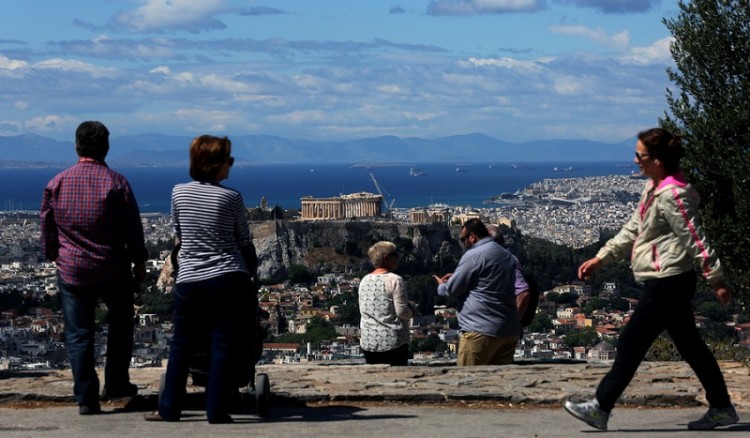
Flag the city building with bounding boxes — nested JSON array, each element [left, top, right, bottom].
[[300, 192, 382, 221]]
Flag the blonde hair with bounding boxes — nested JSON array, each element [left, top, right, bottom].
[[368, 241, 397, 268]]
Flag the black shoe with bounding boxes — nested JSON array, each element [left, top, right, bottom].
[[208, 414, 233, 424], [79, 404, 102, 415], [101, 382, 138, 399]]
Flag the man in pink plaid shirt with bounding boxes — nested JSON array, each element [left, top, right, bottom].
[[41, 121, 147, 415]]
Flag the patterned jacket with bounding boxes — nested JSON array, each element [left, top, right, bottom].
[[596, 172, 724, 286]]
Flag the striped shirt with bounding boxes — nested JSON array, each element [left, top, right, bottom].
[[171, 181, 252, 283], [40, 158, 147, 286]]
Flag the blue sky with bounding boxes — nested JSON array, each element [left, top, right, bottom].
[[1, 0, 680, 143]]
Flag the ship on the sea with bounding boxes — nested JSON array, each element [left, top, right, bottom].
[[409, 167, 426, 176]]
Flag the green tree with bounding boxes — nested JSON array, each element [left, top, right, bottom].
[[662, 1, 750, 311], [287, 264, 316, 285], [334, 302, 361, 326], [554, 292, 578, 306], [583, 297, 607, 314], [527, 313, 553, 334], [563, 327, 600, 348], [270, 205, 285, 220], [410, 333, 447, 353], [405, 274, 437, 316], [139, 287, 173, 318], [303, 315, 338, 349]]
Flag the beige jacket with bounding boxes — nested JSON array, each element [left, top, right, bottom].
[[596, 172, 724, 286]]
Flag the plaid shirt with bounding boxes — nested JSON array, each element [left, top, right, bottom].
[[40, 158, 147, 286]]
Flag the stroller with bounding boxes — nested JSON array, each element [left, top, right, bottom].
[[158, 244, 271, 418]]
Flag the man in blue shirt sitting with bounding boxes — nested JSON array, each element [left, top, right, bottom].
[[434, 218, 520, 365]]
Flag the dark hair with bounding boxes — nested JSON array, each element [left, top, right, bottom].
[[75, 121, 110, 159], [638, 127, 684, 174], [462, 218, 489, 239], [189, 135, 232, 181]]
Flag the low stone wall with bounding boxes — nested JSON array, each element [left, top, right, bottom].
[[1, 360, 748, 409]]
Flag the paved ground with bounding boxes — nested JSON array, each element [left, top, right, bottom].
[[2, 360, 749, 437], [1, 404, 749, 437]]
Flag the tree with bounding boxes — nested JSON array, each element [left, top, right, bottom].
[[527, 313, 553, 334], [287, 264, 316, 285], [405, 275, 437, 316], [662, 1, 750, 312], [697, 301, 730, 323], [303, 315, 338, 349], [410, 333, 447, 353], [563, 327, 600, 349], [334, 302, 361, 326], [554, 292, 578, 306]]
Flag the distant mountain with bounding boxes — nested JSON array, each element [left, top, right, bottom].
[[0, 132, 632, 165]]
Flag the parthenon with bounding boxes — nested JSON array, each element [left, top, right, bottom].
[[300, 192, 382, 220]]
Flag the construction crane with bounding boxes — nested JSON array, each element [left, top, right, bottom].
[[369, 173, 396, 214]]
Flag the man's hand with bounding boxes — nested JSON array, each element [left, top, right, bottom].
[[433, 273, 452, 285]]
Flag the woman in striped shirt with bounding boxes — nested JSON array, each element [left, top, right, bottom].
[[147, 135, 257, 424]]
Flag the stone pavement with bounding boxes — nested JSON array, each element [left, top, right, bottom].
[[3, 404, 750, 437], [1, 359, 749, 409]]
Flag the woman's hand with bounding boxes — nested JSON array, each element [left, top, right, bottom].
[[578, 257, 602, 280]]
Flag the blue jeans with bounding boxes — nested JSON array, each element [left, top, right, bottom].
[[58, 278, 134, 406], [159, 272, 253, 422]]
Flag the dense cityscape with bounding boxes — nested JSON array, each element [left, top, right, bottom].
[[1, 175, 748, 371]]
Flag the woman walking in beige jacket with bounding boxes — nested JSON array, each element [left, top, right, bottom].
[[563, 127, 737, 431]]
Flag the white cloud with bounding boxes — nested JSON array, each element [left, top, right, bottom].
[[619, 37, 674, 65], [427, 0, 543, 15], [268, 110, 328, 125], [377, 85, 403, 94], [549, 24, 630, 51], [22, 114, 77, 134], [14, 101, 29, 110], [172, 108, 238, 132], [32, 59, 118, 78], [462, 56, 543, 73], [551, 75, 588, 95], [0, 55, 29, 78], [0, 54, 28, 70], [112, 0, 229, 33], [150, 66, 171, 75]]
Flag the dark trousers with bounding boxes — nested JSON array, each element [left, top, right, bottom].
[[58, 278, 134, 407], [159, 272, 252, 422], [596, 271, 731, 412], [363, 343, 410, 366]]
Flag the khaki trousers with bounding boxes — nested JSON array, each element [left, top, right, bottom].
[[457, 332, 518, 366]]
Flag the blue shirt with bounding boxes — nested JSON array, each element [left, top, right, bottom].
[[437, 237, 520, 338]]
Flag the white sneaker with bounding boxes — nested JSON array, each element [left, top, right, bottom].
[[688, 404, 739, 430], [563, 399, 609, 431]]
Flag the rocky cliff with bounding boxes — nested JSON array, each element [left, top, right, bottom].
[[156, 220, 524, 284], [250, 220, 461, 279]]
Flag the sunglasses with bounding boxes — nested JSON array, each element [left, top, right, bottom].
[[634, 151, 650, 160], [227, 156, 235, 166]]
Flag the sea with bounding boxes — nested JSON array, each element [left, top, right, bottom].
[[0, 162, 637, 214]]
